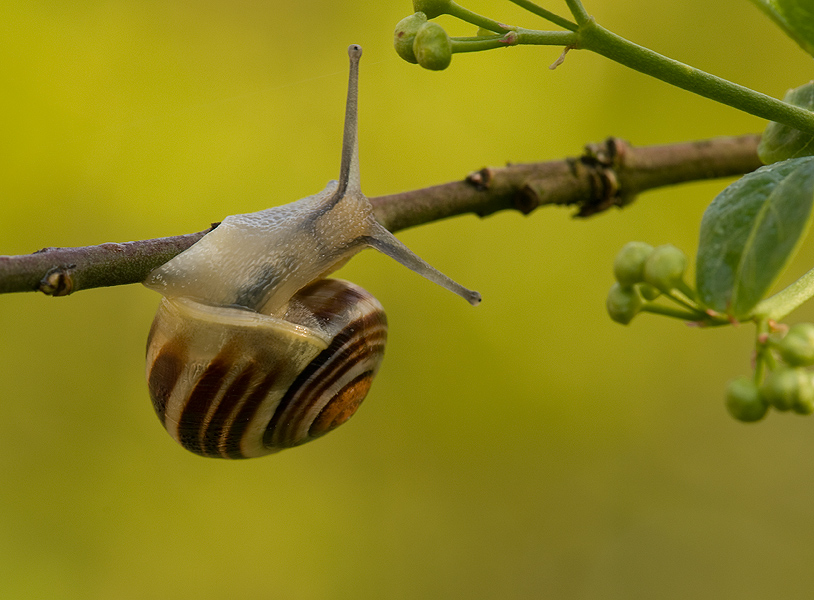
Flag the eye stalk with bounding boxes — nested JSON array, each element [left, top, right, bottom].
[[337, 44, 363, 199]]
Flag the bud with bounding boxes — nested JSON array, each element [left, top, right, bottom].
[[394, 13, 428, 64], [725, 377, 768, 423], [613, 241, 654, 286], [413, 22, 453, 71], [794, 373, 814, 415], [642, 244, 687, 292], [776, 323, 814, 367], [606, 283, 642, 325], [760, 367, 814, 412]]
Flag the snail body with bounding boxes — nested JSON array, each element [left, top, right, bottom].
[[144, 45, 479, 458]]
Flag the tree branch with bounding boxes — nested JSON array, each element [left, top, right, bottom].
[[0, 134, 762, 297]]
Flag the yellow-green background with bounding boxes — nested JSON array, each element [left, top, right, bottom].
[[2, 1, 813, 598]]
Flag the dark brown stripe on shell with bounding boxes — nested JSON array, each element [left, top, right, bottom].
[[147, 343, 186, 422], [285, 311, 387, 423], [287, 331, 385, 434], [199, 363, 257, 458], [176, 350, 234, 456], [295, 280, 369, 325], [223, 369, 281, 459], [264, 312, 386, 449]]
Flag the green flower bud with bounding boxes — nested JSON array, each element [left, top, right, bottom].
[[637, 283, 661, 301], [725, 377, 768, 423], [413, 22, 453, 71], [413, 0, 452, 19], [777, 323, 814, 367], [394, 12, 428, 64], [606, 283, 642, 325], [794, 374, 814, 415], [642, 244, 687, 292], [613, 241, 654, 286], [760, 367, 814, 412]]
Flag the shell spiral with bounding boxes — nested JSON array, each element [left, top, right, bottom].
[[145, 279, 387, 458]]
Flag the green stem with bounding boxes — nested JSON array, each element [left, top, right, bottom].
[[640, 303, 706, 321], [451, 30, 577, 53], [577, 19, 814, 136], [564, 0, 590, 24], [765, 350, 779, 372], [754, 354, 766, 386], [447, 1, 512, 33], [515, 29, 581, 46], [663, 289, 699, 312], [677, 281, 698, 303], [754, 318, 770, 384], [752, 265, 814, 321], [507, 0, 578, 31], [450, 36, 507, 53]]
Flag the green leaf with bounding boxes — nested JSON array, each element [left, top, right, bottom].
[[748, 0, 814, 57], [758, 82, 814, 164], [696, 157, 814, 318]]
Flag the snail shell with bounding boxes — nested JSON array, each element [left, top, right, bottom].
[[146, 279, 386, 458]]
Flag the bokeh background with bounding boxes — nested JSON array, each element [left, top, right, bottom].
[[2, 1, 813, 598]]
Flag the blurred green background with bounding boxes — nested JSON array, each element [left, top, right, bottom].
[[2, 1, 814, 598]]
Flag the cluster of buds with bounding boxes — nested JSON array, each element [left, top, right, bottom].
[[606, 242, 711, 325], [394, 0, 520, 71], [727, 324, 814, 422], [394, 12, 453, 70], [608, 243, 814, 424]]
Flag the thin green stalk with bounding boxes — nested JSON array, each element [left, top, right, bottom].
[[663, 289, 699, 312], [513, 29, 580, 46], [577, 19, 814, 136], [451, 36, 509, 52], [765, 351, 779, 373], [752, 265, 814, 321], [446, 1, 512, 33], [564, 0, 590, 24], [677, 281, 698, 303], [753, 318, 771, 384], [451, 30, 576, 53], [507, 0, 578, 31], [754, 353, 767, 385], [641, 303, 706, 321]]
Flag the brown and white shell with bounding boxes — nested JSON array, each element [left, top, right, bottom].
[[146, 279, 386, 458]]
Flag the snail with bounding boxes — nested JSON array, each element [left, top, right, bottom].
[[142, 45, 480, 458]]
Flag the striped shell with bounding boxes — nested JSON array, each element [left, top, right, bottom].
[[145, 278, 387, 458]]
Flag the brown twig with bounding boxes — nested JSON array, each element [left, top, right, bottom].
[[0, 134, 762, 297]]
